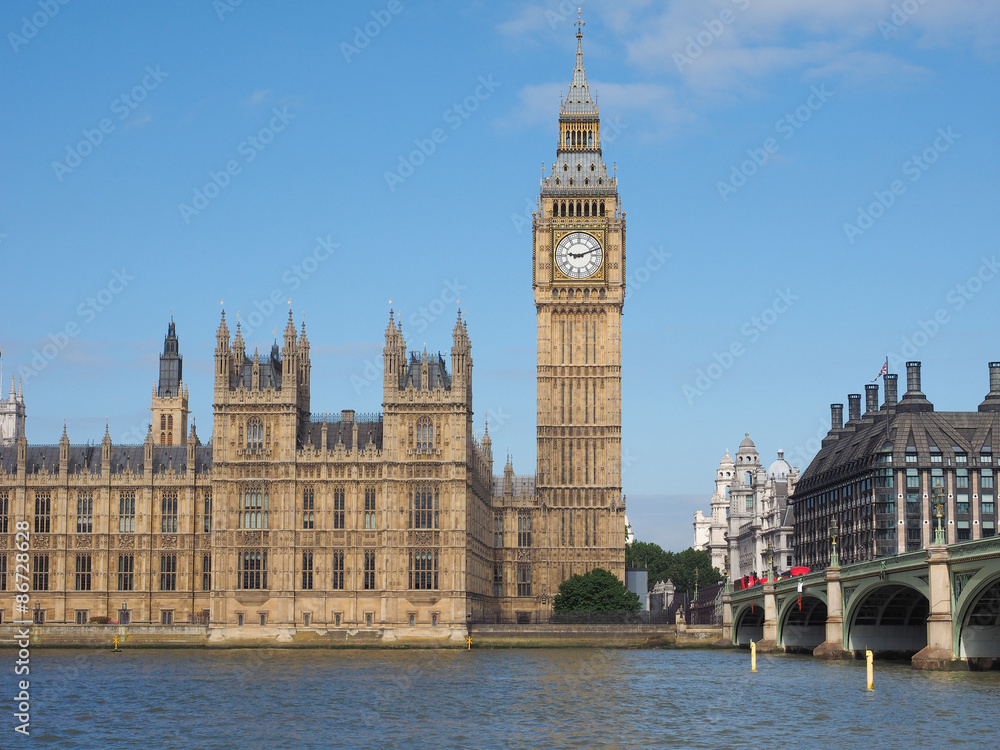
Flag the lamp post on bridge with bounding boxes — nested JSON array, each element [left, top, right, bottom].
[[766, 542, 775, 582], [830, 517, 839, 568], [932, 487, 946, 546]]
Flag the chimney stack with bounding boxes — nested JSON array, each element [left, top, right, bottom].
[[899, 361, 934, 412], [884, 373, 898, 408], [979, 362, 1000, 412], [905, 361, 923, 396], [848, 394, 862, 423], [831, 404, 844, 430], [865, 383, 879, 415]]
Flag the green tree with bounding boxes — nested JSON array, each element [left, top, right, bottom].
[[627, 540, 723, 593], [553, 568, 641, 612], [625, 540, 673, 591], [669, 548, 723, 594]]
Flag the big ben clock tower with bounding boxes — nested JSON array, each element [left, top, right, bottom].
[[533, 14, 626, 597]]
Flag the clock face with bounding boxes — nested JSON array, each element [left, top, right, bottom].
[[554, 232, 603, 279]]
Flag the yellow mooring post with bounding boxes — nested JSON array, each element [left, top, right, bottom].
[[112, 636, 120, 652], [466, 635, 473, 651], [751, 640, 757, 672], [866, 649, 874, 691]]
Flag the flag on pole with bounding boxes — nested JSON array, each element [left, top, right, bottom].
[[872, 358, 888, 381]]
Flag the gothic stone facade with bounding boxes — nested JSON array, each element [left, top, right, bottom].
[[0, 24, 626, 638]]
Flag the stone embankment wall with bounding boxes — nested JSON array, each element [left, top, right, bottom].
[[0, 624, 726, 649]]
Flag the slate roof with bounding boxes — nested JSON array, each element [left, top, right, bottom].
[[403, 352, 451, 391], [299, 418, 383, 451], [795, 408, 1000, 495], [0, 443, 214, 475]]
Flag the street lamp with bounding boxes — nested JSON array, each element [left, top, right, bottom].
[[33, 600, 41, 625], [694, 567, 699, 602], [119, 601, 128, 626], [830, 517, 840, 567], [766, 542, 775, 582], [932, 487, 946, 545]]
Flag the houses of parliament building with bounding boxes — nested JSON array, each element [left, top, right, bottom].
[[0, 22, 628, 640]]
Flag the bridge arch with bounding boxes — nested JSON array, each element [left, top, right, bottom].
[[846, 583, 928, 656], [957, 574, 1000, 668], [778, 594, 827, 652], [733, 603, 764, 646]]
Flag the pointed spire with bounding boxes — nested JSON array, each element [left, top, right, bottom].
[[233, 321, 245, 352], [563, 10, 597, 115], [216, 308, 230, 343], [103, 420, 111, 442], [16, 378, 22, 402], [8, 375, 14, 400], [299, 319, 309, 348]]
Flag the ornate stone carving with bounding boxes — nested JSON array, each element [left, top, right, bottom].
[[517, 549, 531, 562], [953, 571, 978, 599], [240, 531, 262, 546], [75, 535, 92, 549], [33, 535, 50, 549], [161, 534, 178, 548], [118, 535, 135, 549]]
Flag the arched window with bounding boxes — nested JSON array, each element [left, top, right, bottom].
[[569, 202, 575, 217], [416, 418, 433, 452], [561, 202, 566, 217], [566, 131, 571, 146], [239, 486, 269, 529], [167, 415, 173, 430], [745, 472, 752, 487], [167, 432, 172, 446], [160, 431, 166, 445], [247, 419, 263, 450], [588, 130, 593, 146], [584, 201, 590, 216], [599, 201, 605, 216], [160, 415, 166, 430]]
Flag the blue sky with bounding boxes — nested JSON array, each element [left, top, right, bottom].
[[2, 1, 998, 553]]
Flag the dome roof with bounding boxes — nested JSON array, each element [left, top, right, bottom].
[[719, 448, 734, 467], [739, 432, 756, 450], [768, 449, 793, 480]]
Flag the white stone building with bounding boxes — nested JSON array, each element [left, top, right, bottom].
[[693, 434, 798, 582]]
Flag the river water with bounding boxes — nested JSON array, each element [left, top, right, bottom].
[[13, 648, 999, 749]]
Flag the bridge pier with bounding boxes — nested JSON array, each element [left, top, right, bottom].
[[913, 545, 962, 670], [754, 583, 780, 652], [718, 591, 733, 646], [813, 565, 848, 659]]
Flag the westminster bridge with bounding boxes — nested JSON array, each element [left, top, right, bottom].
[[723, 536, 1000, 669]]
